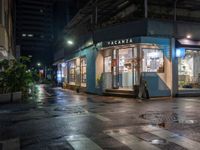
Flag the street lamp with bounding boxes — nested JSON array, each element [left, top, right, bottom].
[[37, 62, 41, 67]]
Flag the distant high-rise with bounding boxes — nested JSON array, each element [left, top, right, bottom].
[[16, 0, 54, 66]]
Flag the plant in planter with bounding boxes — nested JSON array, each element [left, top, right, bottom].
[[0, 57, 34, 102]]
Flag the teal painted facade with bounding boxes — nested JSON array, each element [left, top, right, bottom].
[[64, 46, 98, 94]]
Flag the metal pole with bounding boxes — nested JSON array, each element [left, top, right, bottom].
[[95, 6, 98, 24], [174, 0, 178, 21], [144, 0, 148, 18]]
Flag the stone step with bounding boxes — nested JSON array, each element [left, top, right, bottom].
[[105, 89, 134, 94], [103, 91, 136, 98]]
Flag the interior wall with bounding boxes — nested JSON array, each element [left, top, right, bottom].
[[96, 51, 104, 87]]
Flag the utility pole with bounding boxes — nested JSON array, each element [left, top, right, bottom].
[[174, 0, 178, 21], [144, 0, 148, 18]]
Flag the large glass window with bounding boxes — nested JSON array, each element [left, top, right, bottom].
[[81, 57, 87, 83], [104, 56, 111, 72], [142, 49, 164, 73], [69, 60, 76, 84], [61, 62, 68, 82], [178, 50, 200, 90]]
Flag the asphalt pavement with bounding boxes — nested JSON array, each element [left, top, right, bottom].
[[0, 84, 200, 150]]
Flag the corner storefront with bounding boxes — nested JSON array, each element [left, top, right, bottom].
[[96, 36, 172, 97]]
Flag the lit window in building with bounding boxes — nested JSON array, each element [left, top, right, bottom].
[[142, 49, 164, 73], [104, 56, 112, 72], [178, 50, 200, 90], [22, 34, 26, 37], [69, 60, 76, 84], [28, 34, 34, 37], [81, 57, 87, 83]]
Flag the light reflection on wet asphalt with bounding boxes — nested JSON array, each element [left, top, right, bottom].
[[0, 85, 200, 150]]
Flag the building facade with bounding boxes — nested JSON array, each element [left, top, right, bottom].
[[16, 0, 54, 65], [0, 0, 15, 60], [56, 19, 200, 97], [55, 0, 200, 97]]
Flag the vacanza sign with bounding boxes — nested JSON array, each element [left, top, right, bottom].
[[103, 38, 134, 47]]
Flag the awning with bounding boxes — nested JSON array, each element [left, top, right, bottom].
[[176, 39, 200, 48]]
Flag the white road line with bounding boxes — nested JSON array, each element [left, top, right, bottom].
[[142, 125, 200, 150], [65, 134, 102, 150], [58, 111, 111, 122], [90, 113, 111, 122], [105, 129, 161, 150], [84, 109, 111, 122], [43, 90, 52, 97]]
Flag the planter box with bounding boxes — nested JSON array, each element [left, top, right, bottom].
[[0, 93, 11, 103], [0, 92, 22, 103], [13, 92, 22, 102]]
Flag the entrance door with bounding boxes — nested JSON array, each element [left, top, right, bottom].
[[118, 48, 133, 89], [111, 48, 133, 89]]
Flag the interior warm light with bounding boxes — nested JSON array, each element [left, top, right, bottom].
[[186, 34, 191, 39]]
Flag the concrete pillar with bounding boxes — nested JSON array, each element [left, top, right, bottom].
[[171, 37, 178, 96]]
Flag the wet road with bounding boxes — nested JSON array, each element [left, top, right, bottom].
[[1, 84, 200, 150]]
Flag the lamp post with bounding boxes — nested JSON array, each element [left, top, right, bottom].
[[37, 62, 41, 67]]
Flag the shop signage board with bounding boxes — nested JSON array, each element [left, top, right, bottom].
[[102, 38, 135, 47]]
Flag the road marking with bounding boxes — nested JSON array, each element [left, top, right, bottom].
[[43, 89, 52, 97], [58, 111, 111, 122], [142, 125, 200, 150], [89, 113, 111, 122], [65, 134, 102, 150], [105, 129, 160, 150], [84, 109, 111, 122]]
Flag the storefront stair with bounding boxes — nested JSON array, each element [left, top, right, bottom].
[[103, 89, 136, 98], [176, 90, 200, 97]]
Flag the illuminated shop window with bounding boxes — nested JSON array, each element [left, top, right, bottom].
[[69, 60, 76, 83], [81, 57, 87, 83], [104, 56, 111, 72], [142, 49, 164, 73], [61, 62, 68, 82], [178, 50, 200, 89]]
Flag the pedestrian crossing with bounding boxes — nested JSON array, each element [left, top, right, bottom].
[[65, 134, 102, 150], [64, 126, 200, 150], [105, 128, 160, 150], [142, 125, 200, 150]]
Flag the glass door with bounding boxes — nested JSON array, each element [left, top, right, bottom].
[[112, 49, 119, 89], [118, 48, 133, 89]]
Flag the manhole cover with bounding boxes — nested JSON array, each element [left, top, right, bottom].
[[139, 112, 178, 124]]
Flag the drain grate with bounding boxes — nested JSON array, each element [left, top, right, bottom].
[[139, 111, 178, 124]]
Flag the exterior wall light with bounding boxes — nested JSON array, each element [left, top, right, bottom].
[[37, 62, 41, 67], [67, 40, 74, 45]]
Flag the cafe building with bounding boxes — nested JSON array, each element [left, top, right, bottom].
[[56, 19, 200, 97]]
